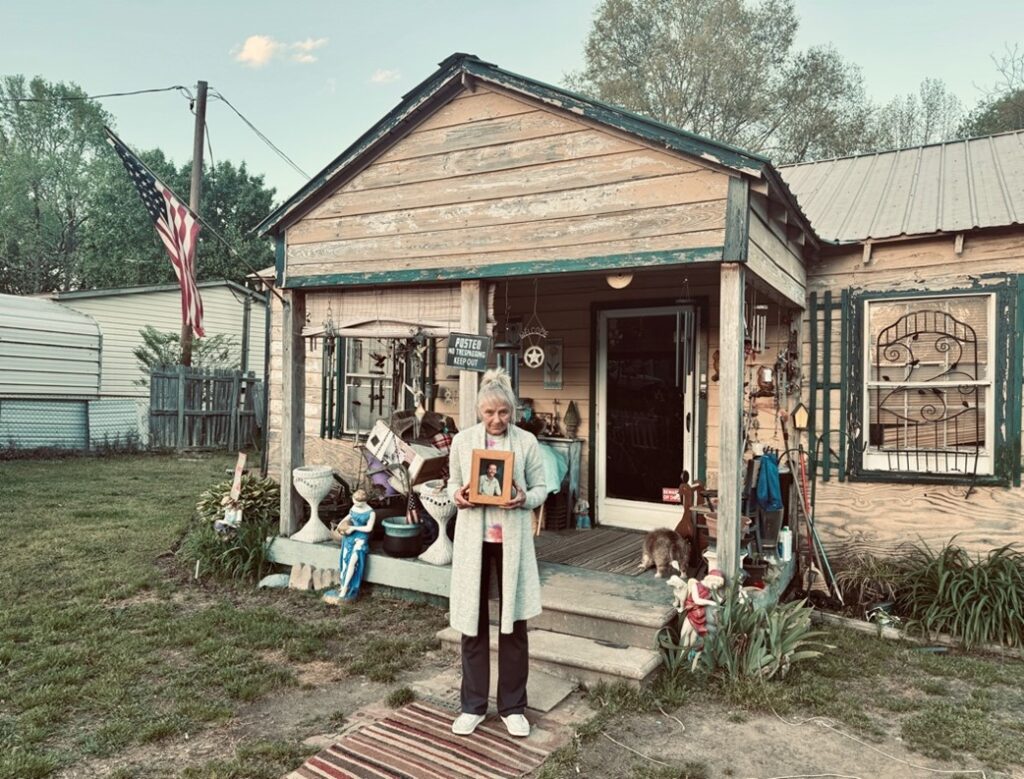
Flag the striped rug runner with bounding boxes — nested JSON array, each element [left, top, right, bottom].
[[294, 702, 551, 779]]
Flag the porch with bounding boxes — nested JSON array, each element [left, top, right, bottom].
[[268, 524, 796, 689]]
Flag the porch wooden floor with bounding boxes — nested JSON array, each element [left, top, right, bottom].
[[534, 527, 647, 576]]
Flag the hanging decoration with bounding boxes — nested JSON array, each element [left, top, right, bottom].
[[542, 339, 563, 389], [520, 278, 548, 369]]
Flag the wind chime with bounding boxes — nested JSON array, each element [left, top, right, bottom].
[[520, 278, 548, 369]]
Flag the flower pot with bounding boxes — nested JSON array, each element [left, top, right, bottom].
[[743, 559, 769, 587], [382, 519, 424, 558]]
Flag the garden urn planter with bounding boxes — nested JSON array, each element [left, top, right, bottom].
[[291, 465, 335, 543], [382, 519, 424, 558]]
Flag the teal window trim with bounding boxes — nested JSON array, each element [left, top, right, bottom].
[[846, 282, 1018, 487]]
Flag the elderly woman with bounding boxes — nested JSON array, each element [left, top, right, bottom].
[[447, 368, 547, 738]]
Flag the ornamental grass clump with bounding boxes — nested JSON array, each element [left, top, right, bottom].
[[179, 475, 281, 582], [894, 541, 1024, 649]]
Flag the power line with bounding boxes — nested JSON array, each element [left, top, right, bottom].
[[0, 85, 191, 103], [209, 89, 311, 181]]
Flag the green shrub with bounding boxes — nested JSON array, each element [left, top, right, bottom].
[[894, 541, 1024, 649], [179, 474, 281, 582]]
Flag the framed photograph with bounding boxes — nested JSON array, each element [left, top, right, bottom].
[[469, 449, 515, 506]]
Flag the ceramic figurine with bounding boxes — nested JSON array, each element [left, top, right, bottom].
[[573, 498, 591, 529], [324, 489, 376, 602], [677, 568, 725, 651]]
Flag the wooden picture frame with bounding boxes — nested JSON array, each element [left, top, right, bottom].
[[469, 449, 515, 506]]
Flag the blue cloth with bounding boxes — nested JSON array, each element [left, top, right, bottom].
[[538, 442, 569, 495], [755, 453, 783, 512], [338, 505, 373, 600]]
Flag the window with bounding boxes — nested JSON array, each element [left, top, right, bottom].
[[342, 337, 395, 436], [320, 335, 435, 438], [862, 293, 994, 476]]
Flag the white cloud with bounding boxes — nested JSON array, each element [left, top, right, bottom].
[[233, 35, 283, 68], [370, 68, 401, 84], [233, 35, 328, 67], [290, 37, 328, 63]]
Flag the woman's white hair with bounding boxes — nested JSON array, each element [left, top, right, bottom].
[[477, 367, 518, 419]]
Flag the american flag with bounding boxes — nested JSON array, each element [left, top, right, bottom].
[[104, 127, 205, 337]]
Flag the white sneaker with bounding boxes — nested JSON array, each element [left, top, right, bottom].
[[501, 713, 530, 737], [451, 712, 485, 735]]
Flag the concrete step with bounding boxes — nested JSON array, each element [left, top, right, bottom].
[[437, 626, 662, 689]]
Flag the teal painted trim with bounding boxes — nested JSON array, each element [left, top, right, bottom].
[[822, 290, 833, 481], [284, 246, 724, 289], [808, 292, 818, 458], [464, 60, 769, 175], [723, 178, 750, 262], [839, 288, 850, 481], [1013, 275, 1024, 487], [274, 237, 285, 288]]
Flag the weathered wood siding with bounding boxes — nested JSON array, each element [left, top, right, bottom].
[[800, 230, 1024, 556], [284, 85, 728, 282], [746, 199, 806, 307]]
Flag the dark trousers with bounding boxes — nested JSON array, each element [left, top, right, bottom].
[[461, 542, 529, 716]]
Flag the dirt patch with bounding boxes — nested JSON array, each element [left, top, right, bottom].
[[55, 650, 455, 779], [541, 703, 1005, 779]]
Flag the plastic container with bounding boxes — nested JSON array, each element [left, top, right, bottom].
[[778, 526, 793, 562]]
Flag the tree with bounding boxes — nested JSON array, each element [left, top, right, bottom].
[[76, 155, 276, 290], [0, 76, 111, 294], [872, 78, 964, 149], [567, 0, 874, 163], [1, 75, 277, 296], [132, 325, 239, 385], [960, 46, 1024, 137]]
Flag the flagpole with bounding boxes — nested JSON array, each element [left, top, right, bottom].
[[182, 80, 208, 367]]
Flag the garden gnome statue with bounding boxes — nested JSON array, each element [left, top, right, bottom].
[[677, 568, 725, 650]]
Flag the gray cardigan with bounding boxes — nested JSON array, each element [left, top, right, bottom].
[[446, 423, 547, 635]]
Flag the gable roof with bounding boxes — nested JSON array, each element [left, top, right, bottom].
[[53, 279, 264, 302], [780, 130, 1024, 244], [256, 53, 815, 244]]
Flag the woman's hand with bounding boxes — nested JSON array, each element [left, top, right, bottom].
[[453, 484, 475, 509], [501, 481, 527, 510]]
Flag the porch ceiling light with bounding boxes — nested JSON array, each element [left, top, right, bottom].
[[606, 272, 633, 289]]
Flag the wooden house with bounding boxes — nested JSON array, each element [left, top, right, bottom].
[[257, 53, 819, 582], [255, 55, 1024, 686]]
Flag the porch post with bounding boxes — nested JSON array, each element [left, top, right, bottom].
[[459, 280, 487, 428], [718, 263, 746, 584], [280, 290, 306, 536]]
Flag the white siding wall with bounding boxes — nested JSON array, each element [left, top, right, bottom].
[[58, 285, 267, 397]]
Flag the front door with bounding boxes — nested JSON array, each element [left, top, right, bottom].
[[596, 305, 698, 530]]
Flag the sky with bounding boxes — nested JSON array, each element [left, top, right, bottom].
[[3, 0, 1024, 204]]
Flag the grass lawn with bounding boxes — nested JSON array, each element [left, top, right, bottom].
[[0, 453, 447, 779], [537, 621, 1024, 778]]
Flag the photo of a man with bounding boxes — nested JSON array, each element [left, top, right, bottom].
[[478, 461, 503, 497]]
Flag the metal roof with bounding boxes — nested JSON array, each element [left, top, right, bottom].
[[779, 130, 1024, 243], [53, 279, 264, 301]]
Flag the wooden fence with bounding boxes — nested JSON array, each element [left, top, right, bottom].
[[149, 366, 263, 450]]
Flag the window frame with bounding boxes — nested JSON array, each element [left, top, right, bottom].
[[860, 291, 995, 477], [847, 282, 1018, 487]]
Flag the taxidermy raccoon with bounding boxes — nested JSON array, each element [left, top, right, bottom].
[[639, 528, 691, 578]]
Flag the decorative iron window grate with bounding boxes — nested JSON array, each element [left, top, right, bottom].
[[864, 295, 992, 476]]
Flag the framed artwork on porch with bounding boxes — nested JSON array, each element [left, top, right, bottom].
[[543, 339, 563, 389], [469, 449, 515, 506]]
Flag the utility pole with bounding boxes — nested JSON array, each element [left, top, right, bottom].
[[181, 79, 207, 367]]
